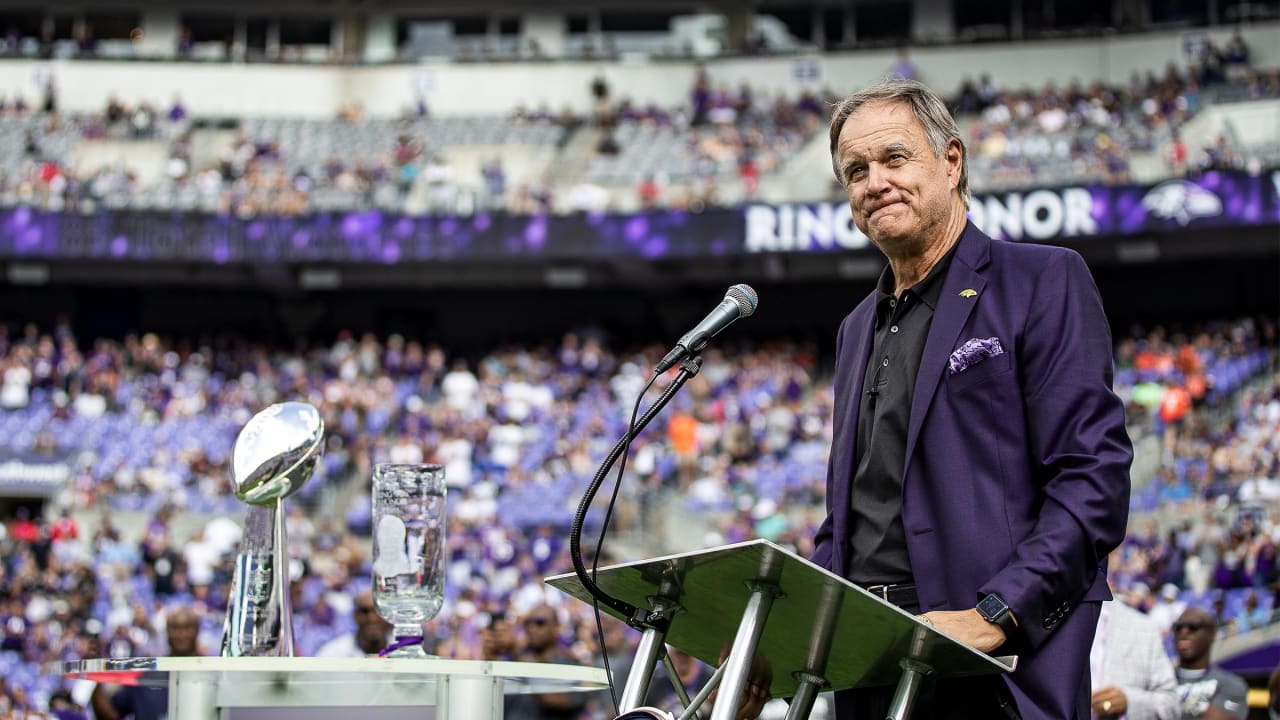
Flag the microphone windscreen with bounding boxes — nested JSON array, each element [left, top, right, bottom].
[[727, 283, 758, 317]]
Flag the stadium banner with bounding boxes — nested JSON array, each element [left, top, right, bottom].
[[745, 169, 1280, 252], [0, 170, 1275, 264], [0, 452, 72, 496]]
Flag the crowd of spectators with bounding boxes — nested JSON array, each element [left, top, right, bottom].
[[585, 67, 830, 210], [1107, 318, 1280, 648], [1115, 317, 1278, 427], [0, 50, 1275, 219], [950, 48, 1280, 192], [0, 322, 832, 716], [0, 92, 192, 214], [0, 315, 1273, 716]]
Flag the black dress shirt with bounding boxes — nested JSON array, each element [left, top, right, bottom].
[[846, 243, 957, 585]]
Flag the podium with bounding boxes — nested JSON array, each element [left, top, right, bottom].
[[62, 656, 607, 720], [546, 539, 1016, 720]]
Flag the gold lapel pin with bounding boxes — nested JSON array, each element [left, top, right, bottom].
[[959, 288, 978, 298]]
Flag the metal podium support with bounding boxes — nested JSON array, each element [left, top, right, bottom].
[[712, 579, 781, 720], [546, 539, 1016, 720], [620, 620, 670, 712], [885, 625, 935, 720]]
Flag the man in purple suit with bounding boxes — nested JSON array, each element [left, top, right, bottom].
[[811, 78, 1132, 719]]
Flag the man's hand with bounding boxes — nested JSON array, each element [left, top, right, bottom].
[[733, 681, 771, 720], [919, 609, 1007, 653], [708, 648, 772, 720], [1090, 686, 1128, 717], [707, 678, 771, 719]]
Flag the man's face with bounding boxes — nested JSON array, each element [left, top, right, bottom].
[[355, 594, 391, 655], [166, 612, 200, 657], [835, 100, 961, 252], [602, 617, 631, 654], [1173, 610, 1215, 664], [522, 608, 558, 652], [481, 618, 517, 659]]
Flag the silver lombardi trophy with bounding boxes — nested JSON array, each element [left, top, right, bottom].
[[219, 401, 324, 657]]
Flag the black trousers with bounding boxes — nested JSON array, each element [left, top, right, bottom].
[[833, 597, 1022, 720], [835, 675, 1020, 720]]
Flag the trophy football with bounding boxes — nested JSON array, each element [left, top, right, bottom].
[[219, 401, 324, 657]]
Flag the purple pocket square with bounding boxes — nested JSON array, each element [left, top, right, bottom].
[[948, 337, 1004, 376]]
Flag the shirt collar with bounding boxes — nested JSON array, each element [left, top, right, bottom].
[[914, 242, 957, 310], [874, 239, 960, 313], [1176, 666, 1209, 680]]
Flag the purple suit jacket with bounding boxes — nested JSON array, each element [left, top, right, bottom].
[[812, 223, 1133, 719]]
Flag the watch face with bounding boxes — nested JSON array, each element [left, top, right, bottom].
[[977, 594, 1008, 620]]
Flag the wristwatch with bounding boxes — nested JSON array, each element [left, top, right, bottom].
[[976, 593, 1018, 638]]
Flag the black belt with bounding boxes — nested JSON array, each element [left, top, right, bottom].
[[860, 582, 918, 608]]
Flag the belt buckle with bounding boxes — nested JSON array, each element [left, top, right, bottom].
[[866, 584, 891, 601]]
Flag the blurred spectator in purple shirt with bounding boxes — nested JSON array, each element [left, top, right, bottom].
[[888, 48, 919, 80], [167, 96, 187, 123]]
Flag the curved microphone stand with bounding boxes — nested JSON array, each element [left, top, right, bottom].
[[568, 355, 704, 713]]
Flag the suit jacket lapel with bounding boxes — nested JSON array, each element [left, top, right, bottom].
[[833, 305, 876, 521], [904, 225, 991, 469], [834, 308, 875, 471]]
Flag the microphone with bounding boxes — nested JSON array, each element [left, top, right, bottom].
[[655, 284, 758, 373]]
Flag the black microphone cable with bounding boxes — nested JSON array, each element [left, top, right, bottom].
[[570, 355, 704, 714], [569, 356, 701, 615], [591, 366, 659, 714], [569, 284, 757, 714]]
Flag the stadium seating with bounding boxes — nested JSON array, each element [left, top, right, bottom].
[[0, 313, 1273, 712], [0, 16, 1275, 717], [0, 65, 1273, 218]]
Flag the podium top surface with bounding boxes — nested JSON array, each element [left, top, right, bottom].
[[62, 656, 607, 694], [547, 539, 1015, 699]]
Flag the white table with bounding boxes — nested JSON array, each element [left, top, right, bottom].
[[63, 656, 608, 720]]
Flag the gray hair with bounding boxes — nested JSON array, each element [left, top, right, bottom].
[[828, 78, 970, 206]]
